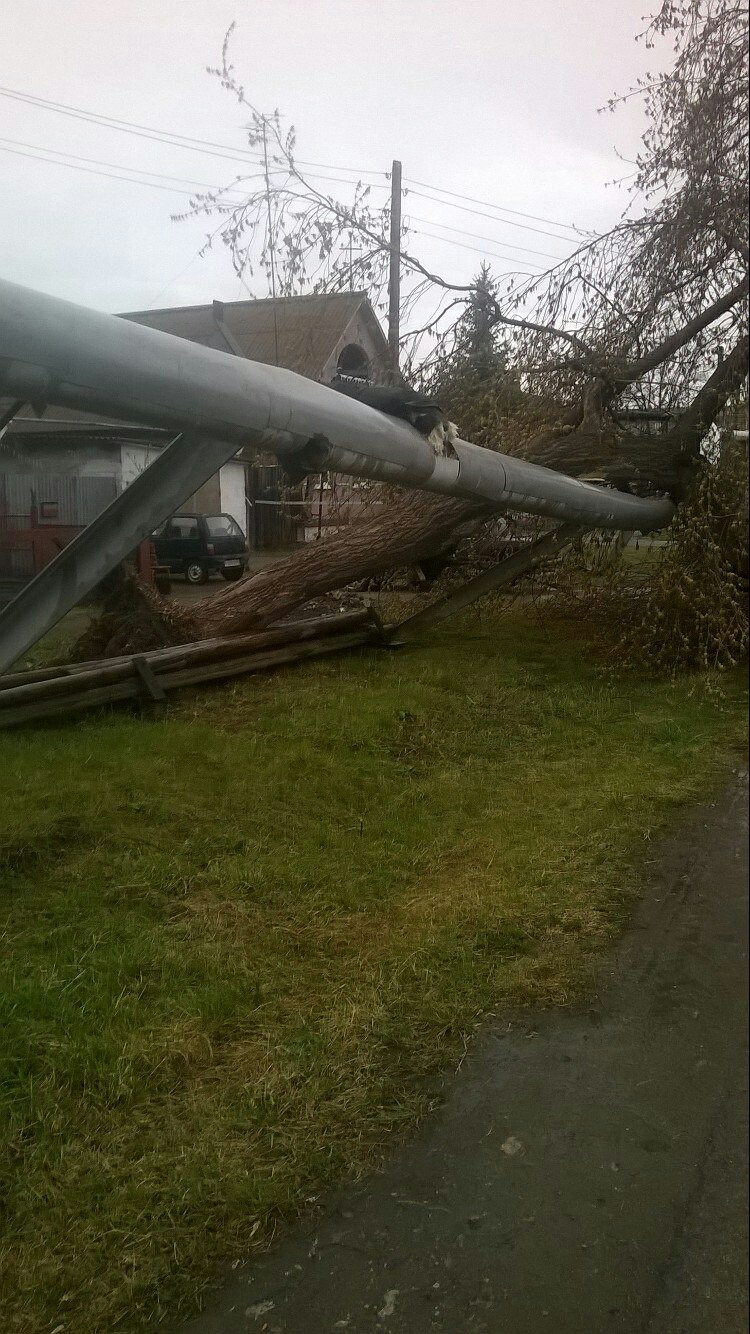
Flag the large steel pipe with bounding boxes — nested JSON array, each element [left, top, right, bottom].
[[0, 279, 674, 671]]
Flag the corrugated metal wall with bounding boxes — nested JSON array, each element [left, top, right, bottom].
[[0, 475, 120, 605], [0, 474, 118, 525]]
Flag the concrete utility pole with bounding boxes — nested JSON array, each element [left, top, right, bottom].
[[387, 159, 402, 384]]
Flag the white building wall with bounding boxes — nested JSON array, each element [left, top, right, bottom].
[[219, 460, 248, 534], [120, 442, 235, 523]]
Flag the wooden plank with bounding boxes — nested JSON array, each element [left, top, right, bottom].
[[132, 655, 167, 717], [0, 608, 377, 694], [0, 654, 187, 706], [0, 663, 83, 690], [0, 631, 373, 728], [157, 632, 371, 691], [0, 610, 379, 706]]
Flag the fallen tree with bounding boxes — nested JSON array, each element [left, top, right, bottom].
[[84, 0, 748, 659], [190, 329, 746, 642]]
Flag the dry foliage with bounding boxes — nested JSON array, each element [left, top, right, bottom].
[[619, 442, 749, 674]]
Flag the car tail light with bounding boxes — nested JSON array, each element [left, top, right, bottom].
[[207, 543, 215, 555]]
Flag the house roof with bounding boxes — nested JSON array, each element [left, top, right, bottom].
[[120, 291, 386, 378], [2, 291, 388, 433]]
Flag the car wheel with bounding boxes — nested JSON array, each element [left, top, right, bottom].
[[185, 561, 208, 585], [221, 567, 244, 582]]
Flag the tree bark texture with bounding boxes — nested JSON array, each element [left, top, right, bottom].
[[194, 430, 666, 640], [196, 492, 489, 637]]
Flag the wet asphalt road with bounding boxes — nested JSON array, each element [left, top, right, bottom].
[[180, 769, 748, 1334]]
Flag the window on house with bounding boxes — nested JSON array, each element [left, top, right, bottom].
[[336, 343, 369, 378]]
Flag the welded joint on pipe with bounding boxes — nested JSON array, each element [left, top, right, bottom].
[[424, 454, 462, 493]]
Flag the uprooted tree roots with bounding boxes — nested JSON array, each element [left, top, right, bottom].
[[71, 566, 198, 661]]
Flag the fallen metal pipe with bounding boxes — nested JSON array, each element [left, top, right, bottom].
[[0, 279, 675, 672]]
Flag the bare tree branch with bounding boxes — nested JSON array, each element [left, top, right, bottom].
[[614, 276, 749, 388], [665, 332, 749, 463]]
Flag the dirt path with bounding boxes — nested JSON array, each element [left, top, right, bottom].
[[182, 769, 748, 1334]]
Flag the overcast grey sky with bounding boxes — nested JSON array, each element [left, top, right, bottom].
[[1, 0, 665, 315]]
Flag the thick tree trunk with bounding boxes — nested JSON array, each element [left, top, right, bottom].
[[196, 491, 489, 637], [195, 421, 702, 638]]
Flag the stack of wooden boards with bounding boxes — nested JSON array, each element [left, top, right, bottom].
[[0, 609, 385, 729]]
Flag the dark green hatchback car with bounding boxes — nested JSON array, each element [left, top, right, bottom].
[[151, 513, 249, 584]]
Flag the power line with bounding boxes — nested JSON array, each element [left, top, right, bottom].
[[0, 85, 387, 179], [410, 227, 541, 273], [405, 213, 568, 261], [0, 135, 262, 193], [404, 188, 585, 245], [272, 170, 389, 192], [0, 144, 209, 195], [404, 176, 586, 237], [2, 128, 574, 267], [0, 143, 551, 276], [0, 140, 387, 205], [0, 86, 267, 169], [0, 84, 592, 240]]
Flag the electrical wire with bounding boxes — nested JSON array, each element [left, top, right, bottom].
[[0, 84, 593, 240], [0, 86, 387, 179], [409, 227, 541, 273], [0, 144, 209, 195], [0, 142, 391, 208], [405, 213, 569, 261], [1, 130, 572, 266], [0, 135, 261, 193], [404, 189, 585, 245], [403, 177, 586, 236]]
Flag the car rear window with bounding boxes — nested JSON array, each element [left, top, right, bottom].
[[169, 516, 200, 539], [205, 515, 243, 539]]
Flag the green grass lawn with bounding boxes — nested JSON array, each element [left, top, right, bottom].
[[0, 609, 746, 1331]]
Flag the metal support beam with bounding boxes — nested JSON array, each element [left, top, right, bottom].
[[395, 523, 583, 639], [0, 398, 25, 438], [0, 431, 244, 672]]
